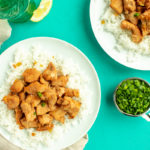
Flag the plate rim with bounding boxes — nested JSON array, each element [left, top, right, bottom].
[[89, 0, 150, 71], [0, 37, 101, 150]]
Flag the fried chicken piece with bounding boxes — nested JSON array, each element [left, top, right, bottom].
[[55, 87, 65, 97], [125, 12, 139, 25], [15, 107, 23, 125], [39, 75, 49, 86], [21, 101, 32, 113], [36, 124, 54, 131], [137, 0, 146, 6], [110, 0, 123, 14], [42, 88, 56, 100], [140, 9, 150, 36], [145, 0, 150, 9], [38, 114, 53, 125], [3, 95, 20, 109], [121, 20, 142, 43], [26, 95, 41, 107], [21, 118, 38, 128], [23, 68, 41, 83], [50, 107, 66, 123], [52, 75, 68, 87], [24, 81, 47, 95], [65, 88, 79, 97], [123, 0, 136, 14], [42, 88, 57, 110], [21, 101, 36, 122], [42, 62, 57, 81], [10, 79, 24, 93], [25, 110, 36, 122], [19, 92, 26, 101], [58, 96, 81, 119], [36, 103, 50, 115]]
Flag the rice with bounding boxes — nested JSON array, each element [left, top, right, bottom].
[[100, 0, 150, 56], [0, 46, 92, 150]]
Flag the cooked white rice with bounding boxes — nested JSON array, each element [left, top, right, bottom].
[[101, 0, 150, 56], [0, 46, 92, 150]]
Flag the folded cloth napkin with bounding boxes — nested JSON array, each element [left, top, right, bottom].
[[63, 135, 88, 150], [0, 19, 88, 150], [0, 19, 12, 45]]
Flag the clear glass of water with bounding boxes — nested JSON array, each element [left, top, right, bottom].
[[0, 0, 36, 23]]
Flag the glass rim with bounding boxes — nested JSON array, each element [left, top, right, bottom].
[[0, 0, 32, 20]]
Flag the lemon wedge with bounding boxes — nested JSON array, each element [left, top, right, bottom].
[[31, 0, 53, 22]]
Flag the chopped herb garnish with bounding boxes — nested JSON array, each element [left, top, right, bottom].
[[34, 112, 36, 115], [41, 102, 46, 107], [134, 12, 140, 17], [116, 79, 150, 115], [37, 92, 42, 98]]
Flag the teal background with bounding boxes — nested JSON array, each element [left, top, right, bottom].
[[1, 0, 150, 149]]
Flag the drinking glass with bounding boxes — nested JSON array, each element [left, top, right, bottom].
[[0, 0, 36, 23]]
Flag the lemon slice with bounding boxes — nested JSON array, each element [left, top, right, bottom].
[[31, 0, 53, 22]]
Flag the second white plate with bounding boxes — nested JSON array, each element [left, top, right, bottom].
[[90, 0, 150, 70]]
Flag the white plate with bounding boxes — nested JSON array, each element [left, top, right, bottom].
[[0, 37, 101, 150], [90, 0, 150, 70]]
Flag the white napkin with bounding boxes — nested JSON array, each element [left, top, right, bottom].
[[0, 20, 12, 45], [63, 135, 88, 150], [0, 20, 88, 150]]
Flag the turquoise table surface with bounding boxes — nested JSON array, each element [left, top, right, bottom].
[[1, 0, 150, 150]]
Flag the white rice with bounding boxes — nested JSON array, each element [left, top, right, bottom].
[[0, 46, 92, 150], [101, 0, 150, 56]]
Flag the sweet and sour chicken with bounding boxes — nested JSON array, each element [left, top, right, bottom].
[[110, 0, 150, 43], [3, 62, 81, 132]]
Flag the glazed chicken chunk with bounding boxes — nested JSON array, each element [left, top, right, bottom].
[[43, 88, 57, 110], [15, 107, 23, 125], [123, 0, 136, 14], [140, 9, 150, 36], [52, 75, 68, 87], [38, 114, 53, 125], [24, 81, 47, 95], [19, 92, 26, 101], [3, 62, 81, 132], [110, 0, 123, 14], [36, 124, 54, 131], [42, 62, 57, 81], [57, 96, 81, 119], [65, 88, 79, 97], [55, 87, 65, 97], [21, 118, 38, 128], [39, 74, 49, 86], [36, 103, 50, 115], [145, 0, 150, 9], [50, 107, 66, 123], [125, 11, 139, 25], [137, 0, 146, 6], [23, 68, 41, 83], [3, 95, 20, 109], [10, 79, 24, 93], [21, 102, 36, 122], [121, 20, 142, 43], [26, 95, 41, 108]]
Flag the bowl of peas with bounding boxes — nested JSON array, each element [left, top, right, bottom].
[[114, 78, 150, 121]]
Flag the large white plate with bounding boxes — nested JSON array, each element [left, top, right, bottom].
[[90, 0, 150, 70], [0, 37, 101, 150]]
